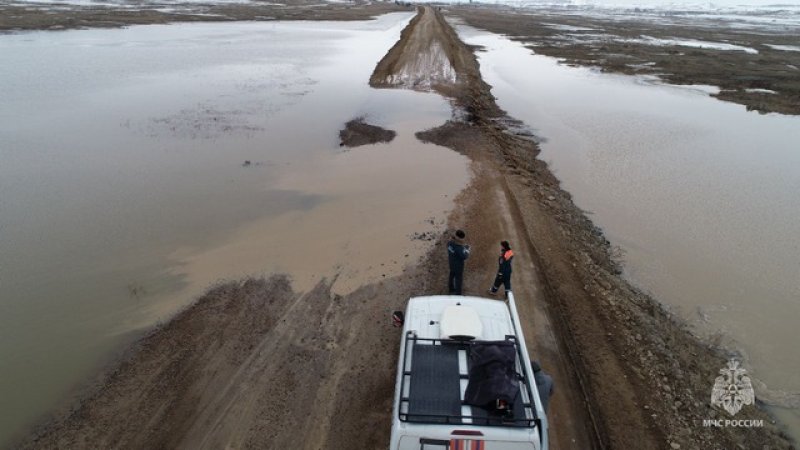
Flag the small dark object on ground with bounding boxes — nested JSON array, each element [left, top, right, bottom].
[[410, 231, 437, 241]]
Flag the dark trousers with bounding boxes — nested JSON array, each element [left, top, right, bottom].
[[448, 270, 464, 295], [491, 271, 511, 292]]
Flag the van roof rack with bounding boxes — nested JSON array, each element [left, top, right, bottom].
[[397, 332, 541, 429]]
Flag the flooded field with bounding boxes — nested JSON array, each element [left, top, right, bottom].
[[456, 25, 800, 438], [0, 14, 471, 445]]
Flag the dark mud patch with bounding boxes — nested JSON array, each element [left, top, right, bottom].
[[338, 117, 396, 148]]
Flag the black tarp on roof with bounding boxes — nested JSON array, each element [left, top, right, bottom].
[[464, 340, 520, 412]]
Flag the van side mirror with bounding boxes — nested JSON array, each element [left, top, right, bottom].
[[392, 311, 405, 327]]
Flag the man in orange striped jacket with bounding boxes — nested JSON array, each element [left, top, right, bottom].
[[489, 241, 513, 296]]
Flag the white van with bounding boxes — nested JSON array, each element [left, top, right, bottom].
[[389, 293, 548, 450]]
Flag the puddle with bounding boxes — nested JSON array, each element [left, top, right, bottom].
[[166, 90, 465, 302], [456, 24, 800, 440], [0, 14, 471, 445]]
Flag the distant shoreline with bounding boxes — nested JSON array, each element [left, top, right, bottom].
[[0, 1, 408, 33]]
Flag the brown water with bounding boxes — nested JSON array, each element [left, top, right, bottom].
[[456, 25, 800, 440], [0, 15, 471, 445]]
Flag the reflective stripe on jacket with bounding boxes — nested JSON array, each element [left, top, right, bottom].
[[498, 250, 513, 274]]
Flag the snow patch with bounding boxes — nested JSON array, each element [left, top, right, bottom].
[[541, 22, 600, 32], [385, 41, 458, 88], [766, 44, 800, 52], [745, 88, 777, 94], [623, 36, 760, 54]]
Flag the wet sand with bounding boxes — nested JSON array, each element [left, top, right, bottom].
[[12, 6, 796, 450]]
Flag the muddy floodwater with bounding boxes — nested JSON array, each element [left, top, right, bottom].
[[0, 14, 471, 444], [456, 25, 800, 438]]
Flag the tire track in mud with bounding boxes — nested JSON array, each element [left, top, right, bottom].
[[496, 176, 607, 450]]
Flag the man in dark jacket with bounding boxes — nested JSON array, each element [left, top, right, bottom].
[[447, 230, 470, 295], [489, 240, 514, 296], [532, 360, 554, 413]]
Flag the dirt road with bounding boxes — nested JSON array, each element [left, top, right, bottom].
[[21, 7, 794, 450], [370, 6, 468, 89]]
